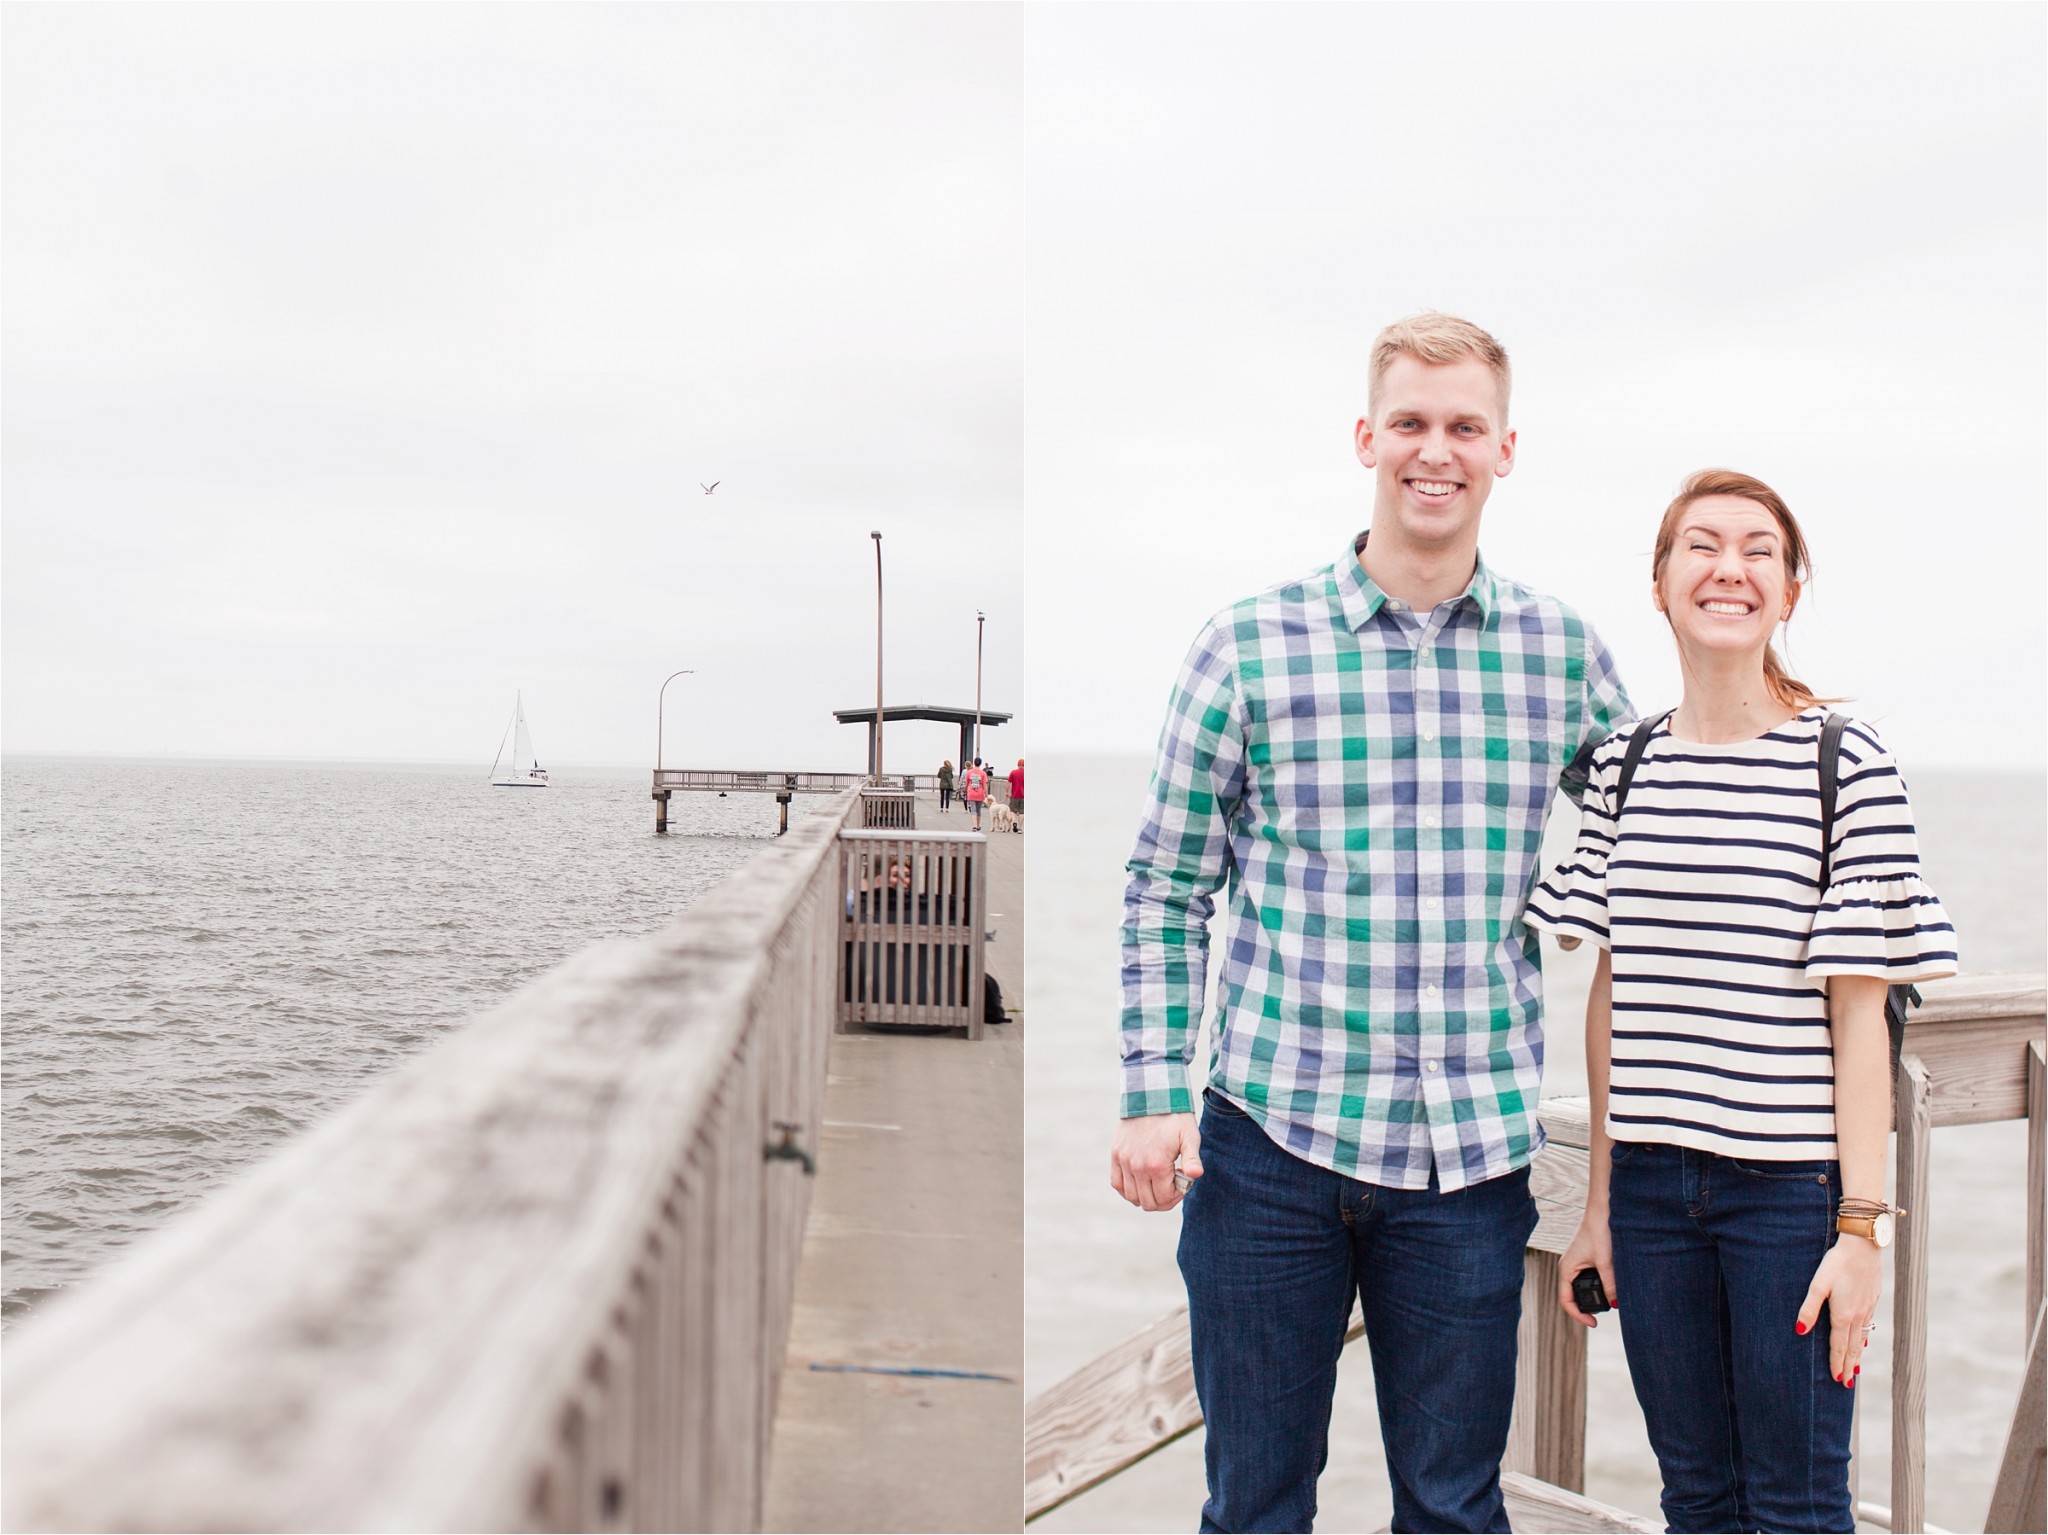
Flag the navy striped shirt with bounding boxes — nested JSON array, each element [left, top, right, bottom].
[[1524, 708, 1957, 1159]]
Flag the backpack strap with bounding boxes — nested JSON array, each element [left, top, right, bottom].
[[1612, 710, 1675, 817], [1816, 712, 1849, 890], [1813, 712, 1922, 1080]]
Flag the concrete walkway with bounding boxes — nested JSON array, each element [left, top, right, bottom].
[[763, 800, 1023, 1533]]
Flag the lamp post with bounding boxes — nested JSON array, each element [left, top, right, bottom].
[[974, 609, 985, 767], [871, 531, 885, 783], [656, 669, 695, 772]]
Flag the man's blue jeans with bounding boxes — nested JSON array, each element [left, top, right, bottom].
[[1609, 1142, 1855, 1533], [1178, 1089, 1537, 1533]]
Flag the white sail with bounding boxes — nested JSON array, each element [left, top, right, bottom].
[[491, 691, 550, 787], [512, 698, 535, 772]]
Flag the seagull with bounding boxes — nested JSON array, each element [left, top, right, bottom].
[[701, 481, 719, 495]]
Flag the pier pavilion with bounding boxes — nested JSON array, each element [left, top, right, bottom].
[[833, 703, 1013, 778]]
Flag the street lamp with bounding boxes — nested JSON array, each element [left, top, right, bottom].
[[974, 609, 985, 767], [657, 669, 695, 772], [871, 531, 885, 782]]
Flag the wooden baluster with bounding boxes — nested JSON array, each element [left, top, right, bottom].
[[1892, 1054, 1933, 1533]]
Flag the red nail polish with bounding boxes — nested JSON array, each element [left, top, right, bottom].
[[1796, 1322, 1808, 1335], [1854, 1366, 1861, 1376]]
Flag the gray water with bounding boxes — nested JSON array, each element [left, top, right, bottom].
[[1026, 752, 2045, 1532], [1, 756, 824, 1325]]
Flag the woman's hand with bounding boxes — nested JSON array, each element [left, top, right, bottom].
[[1797, 1236, 1884, 1386], [1558, 1211, 1617, 1329]]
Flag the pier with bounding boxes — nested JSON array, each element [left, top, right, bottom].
[[1023, 974, 2047, 1533], [2, 783, 1020, 1533]]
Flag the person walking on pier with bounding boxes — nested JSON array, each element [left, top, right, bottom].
[[1007, 758, 1024, 831], [938, 759, 955, 813], [961, 757, 989, 832], [1529, 470, 1957, 1533], [1113, 313, 1632, 1533]]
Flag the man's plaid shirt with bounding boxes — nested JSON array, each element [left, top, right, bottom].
[[1121, 535, 1632, 1190]]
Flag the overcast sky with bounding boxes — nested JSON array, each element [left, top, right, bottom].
[[7, 6, 2043, 775], [5, 5, 1023, 772], [1026, 3, 2045, 772]]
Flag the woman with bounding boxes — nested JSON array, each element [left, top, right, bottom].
[[1524, 469, 1957, 1532], [938, 758, 955, 813]]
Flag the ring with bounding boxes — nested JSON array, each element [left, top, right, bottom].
[[1862, 1321, 1878, 1338], [1172, 1170, 1193, 1194]]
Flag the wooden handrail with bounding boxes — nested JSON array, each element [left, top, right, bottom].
[[2, 790, 863, 1533], [1024, 973, 2047, 1530]]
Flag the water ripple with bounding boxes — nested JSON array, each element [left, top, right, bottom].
[[2, 758, 816, 1325]]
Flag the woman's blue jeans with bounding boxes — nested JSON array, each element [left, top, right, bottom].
[[1178, 1089, 1536, 1533], [1608, 1142, 1855, 1533]]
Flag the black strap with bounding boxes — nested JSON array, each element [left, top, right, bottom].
[[1611, 709, 1674, 817], [1816, 712, 1848, 891]]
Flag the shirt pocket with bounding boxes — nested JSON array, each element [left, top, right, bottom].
[[1471, 697, 1561, 810]]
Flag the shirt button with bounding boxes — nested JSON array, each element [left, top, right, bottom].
[[1387, 600, 1404, 611], [1422, 730, 1436, 743], [1425, 984, 1439, 997], [1426, 898, 1440, 910], [1425, 1060, 1441, 1074], [1423, 815, 1438, 828], [1421, 645, 1433, 658]]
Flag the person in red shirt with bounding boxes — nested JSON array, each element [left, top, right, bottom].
[[1006, 759, 1024, 831]]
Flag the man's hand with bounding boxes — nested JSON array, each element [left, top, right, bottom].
[[1111, 1112, 1202, 1212]]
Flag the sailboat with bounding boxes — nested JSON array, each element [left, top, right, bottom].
[[489, 692, 551, 788]]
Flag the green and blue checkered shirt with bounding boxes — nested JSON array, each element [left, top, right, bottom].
[[1121, 534, 1632, 1190]]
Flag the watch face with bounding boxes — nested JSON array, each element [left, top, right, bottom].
[[1873, 1212, 1895, 1247]]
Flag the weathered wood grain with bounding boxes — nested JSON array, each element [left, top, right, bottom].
[[2029, 1039, 2045, 1336], [1505, 1250, 1587, 1492], [1892, 1053, 1933, 1535], [1984, 1301, 2046, 1534], [1, 790, 861, 1534], [1499, 1471, 1659, 1532]]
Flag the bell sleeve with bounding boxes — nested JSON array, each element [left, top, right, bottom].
[[1804, 723, 1959, 984], [1523, 737, 1624, 950]]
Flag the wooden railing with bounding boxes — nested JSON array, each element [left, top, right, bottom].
[[838, 828, 988, 1038], [2, 789, 864, 1533], [858, 786, 919, 828], [1025, 974, 2047, 1534], [650, 770, 943, 794]]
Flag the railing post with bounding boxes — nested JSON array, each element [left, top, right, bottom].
[[1505, 1249, 1586, 1491], [1892, 1053, 1933, 1533]]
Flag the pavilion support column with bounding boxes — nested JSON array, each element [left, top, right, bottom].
[[775, 792, 792, 837], [653, 789, 670, 835]]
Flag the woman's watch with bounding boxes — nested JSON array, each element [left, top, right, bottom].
[[1837, 1199, 1903, 1248]]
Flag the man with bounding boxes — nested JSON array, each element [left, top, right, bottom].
[[1007, 758, 1025, 831], [1112, 314, 1630, 1532]]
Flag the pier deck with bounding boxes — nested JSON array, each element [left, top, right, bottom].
[[764, 793, 1024, 1532]]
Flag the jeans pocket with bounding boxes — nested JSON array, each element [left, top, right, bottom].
[[1609, 1140, 1647, 1167], [1729, 1156, 1835, 1186], [1202, 1086, 1250, 1119]]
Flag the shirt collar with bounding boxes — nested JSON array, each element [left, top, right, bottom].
[[1337, 532, 1500, 631]]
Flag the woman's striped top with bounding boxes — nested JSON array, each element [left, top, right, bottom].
[[1523, 708, 1958, 1160]]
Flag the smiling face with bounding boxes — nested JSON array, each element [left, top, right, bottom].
[[1354, 356, 1515, 556], [1654, 494, 1800, 664]]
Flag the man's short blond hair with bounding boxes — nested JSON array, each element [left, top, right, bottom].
[[1367, 312, 1512, 424]]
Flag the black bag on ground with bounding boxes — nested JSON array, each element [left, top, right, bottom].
[[983, 971, 1008, 1025]]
